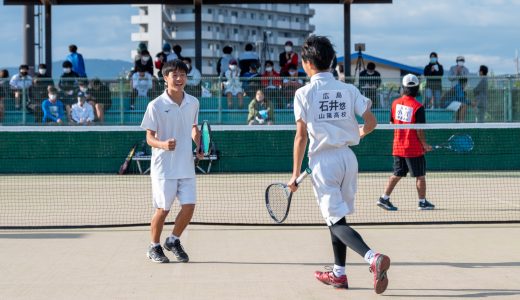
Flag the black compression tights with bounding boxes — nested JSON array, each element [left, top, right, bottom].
[[329, 217, 371, 266]]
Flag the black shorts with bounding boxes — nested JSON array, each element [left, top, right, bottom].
[[393, 156, 426, 177]]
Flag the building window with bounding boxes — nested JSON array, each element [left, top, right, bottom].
[[295, 17, 299, 23], [207, 26, 212, 32], [207, 8, 212, 14], [284, 32, 290, 37], [233, 28, 238, 34], [231, 11, 238, 18], [250, 13, 255, 19], [252, 30, 256, 36], [216, 27, 220, 33], [260, 13, 264, 20]]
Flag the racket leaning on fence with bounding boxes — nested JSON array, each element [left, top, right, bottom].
[[265, 168, 312, 224], [118, 143, 138, 175], [433, 134, 474, 152], [195, 121, 212, 173]]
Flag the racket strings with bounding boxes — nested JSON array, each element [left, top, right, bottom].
[[268, 186, 290, 220]]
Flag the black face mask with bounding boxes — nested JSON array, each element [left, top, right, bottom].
[[20, 71, 28, 76]]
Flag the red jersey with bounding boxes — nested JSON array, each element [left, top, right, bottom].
[[390, 95, 426, 157]]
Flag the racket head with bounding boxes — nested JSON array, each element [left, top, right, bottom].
[[265, 183, 293, 223], [448, 134, 474, 152], [201, 121, 211, 156]]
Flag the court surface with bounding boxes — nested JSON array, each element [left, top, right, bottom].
[[1, 224, 519, 300]]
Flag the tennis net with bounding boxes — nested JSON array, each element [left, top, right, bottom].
[[1, 123, 519, 228]]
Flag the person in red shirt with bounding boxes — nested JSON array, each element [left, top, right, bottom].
[[377, 74, 434, 211], [279, 40, 299, 76]]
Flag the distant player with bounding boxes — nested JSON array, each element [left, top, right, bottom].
[[377, 74, 434, 211], [288, 35, 391, 294], [141, 59, 204, 263]]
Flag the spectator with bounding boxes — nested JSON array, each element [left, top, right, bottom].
[[130, 66, 154, 110], [173, 44, 184, 61], [182, 57, 202, 98], [134, 42, 148, 62], [77, 79, 104, 123], [217, 45, 234, 77], [473, 65, 489, 123], [71, 91, 95, 125], [0, 69, 9, 122], [58, 60, 79, 112], [282, 64, 304, 108], [261, 60, 282, 89], [42, 86, 65, 124], [238, 43, 260, 76], [442, 77, 470, 123], [223, 59, 244, 109], [134, 49, 154, 76], [359, 62, 382, 108], [423, 52, 444, 108], [448, 56, 469, 84], [28, 63, 53, 122], [155, 43, 177, 78], [9, 64, 33, 110], [279, 40, 299, 76], [247, 90, 273, 125], [336, 64, 346, 82], [243, 63, 262, 98], [89, 78, 112, 112], [66, 44, 87, 78]]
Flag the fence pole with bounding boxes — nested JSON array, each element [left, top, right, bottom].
[[22, 87, 27, 125], [119, 78, 124, 125], [507, 76, 513, 122], [218, 77, 222, 124]]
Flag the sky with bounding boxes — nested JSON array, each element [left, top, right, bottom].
[[1, 0, 519, 75]]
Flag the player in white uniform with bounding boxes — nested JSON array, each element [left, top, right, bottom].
[[288, 35, 391, 294], [141, 60, 203, 263]]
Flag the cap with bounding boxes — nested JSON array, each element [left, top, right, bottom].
[[285, 40, 293, 46], [162, 43, 171, 52], [456, 56, 465, 62], [77, 91, 87, 98], [402, 74, 419, 87], [229, 59, 238, 65]]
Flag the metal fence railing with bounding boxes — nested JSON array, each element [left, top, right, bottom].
[[1, 75, 519, 125]]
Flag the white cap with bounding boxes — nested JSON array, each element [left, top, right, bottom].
[[402, 74, 419, 87]]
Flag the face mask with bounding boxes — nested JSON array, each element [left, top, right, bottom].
[[430, 57, 437, 64], [49, 94, 57, 101], [63, 68, 71, 73], [367, 70, 375, 75], [163, 51, 170, 55], [457, 61, 464, 67], [285, 46, 292, 52], [229, 65, 237, 70], [39, 69, 47, 75], [142, 56, 150, 62], [265, 67, 273, 72], [78, 98, 85, 104], [289, 71, 297, 76], [80, 87, 88, 92]]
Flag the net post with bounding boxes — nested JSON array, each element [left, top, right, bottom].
[[217, 77, 222, 124], [118, 77, 124, 125]]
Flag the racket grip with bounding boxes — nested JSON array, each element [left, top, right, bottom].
[[295, 168, 312, 186]]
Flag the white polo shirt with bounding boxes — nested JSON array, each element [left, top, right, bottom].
[[294, 72, 370, 156], [141, 91, 199, 179]]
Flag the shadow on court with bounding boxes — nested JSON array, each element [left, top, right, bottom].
[[386, 288, 520, 298], [0, 233, 86, 239]]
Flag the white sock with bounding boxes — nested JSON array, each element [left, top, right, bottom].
[[168, 234, 179, 242], [381, 194, 390, 200], [151, 242, 160, 247], [364, 250, 376, 264], [419, 198, 426, 203], [332, 265, 345, 277]]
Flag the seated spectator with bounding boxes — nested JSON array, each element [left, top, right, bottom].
[[71, 91, 95, 125], [28, 63, 53, 123], [261, 60, 282, 89], [238, 43, 260, 77], [42, 86, 65, 124], [243, 63, 262, 98], [89, 78, 112, 112], [133, 49, 154, 76], [279, 40, 299, 76], [224, 59, 244, 109], [58, 60, 79, 114], [130, 66, 153, 110], [0, 69, 9, 123], [442, 77, 470, 123], [78, 80, 104, 123], [182, 57, 202, 98], [359, 62, 382, 107], [247, 90, 273, 125], [134, 42, 148, 62], [155, 43, 177, 78], [173, 44, 184, 61], [9, 64, 33, 110], [217, 45, 234, 77], [282, 64, 304, 108]]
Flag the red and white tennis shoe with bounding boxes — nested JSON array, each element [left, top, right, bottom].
[[369, 253, 391, 294], [314, 269, 348, 289]]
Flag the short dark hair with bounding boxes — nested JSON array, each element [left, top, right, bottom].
[[162, 59, 189, 77], [0, 69, 9, 78], [182, 57, 192, 64], [265, 60, 274, 67], [367, 62, 376, 70], [38, 63, 47, 68], [19, 64, 29, 70], [62, 61, 73, 68], [140, 50, 150, 56], [480, 65, 488, 75], [223, 46, 233, 54], [135, 65, 145, 73], [69, 44, 77, 52], [288, 64, 298, 71], [301, 35, 335, 71], [403, 86, 419, 97], [430, 52, 438, 58], [245, 43, 253, 51], [173, 44, 182, 54]]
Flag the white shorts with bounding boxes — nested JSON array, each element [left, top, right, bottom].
[[309, 147, 358, 226], [151, 177, 196, 210]]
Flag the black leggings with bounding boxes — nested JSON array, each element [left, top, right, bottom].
[[329, 217, 371, 267]]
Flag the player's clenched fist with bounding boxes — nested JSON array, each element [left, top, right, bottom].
[[164, 138, 176, 151]]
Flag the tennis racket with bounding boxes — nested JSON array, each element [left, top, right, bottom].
[[265, 168, 312, 224], [434, 134, 474, 152], [118, 143, 138, 175], [195, 121, 211, 173]]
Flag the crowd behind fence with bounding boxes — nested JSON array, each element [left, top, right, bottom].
[[0, 75, 519, 126]]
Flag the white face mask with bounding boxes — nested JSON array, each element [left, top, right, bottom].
[[265, 67, 273, 72], [367, 70, 375, 75], [63, 68, 71, 73], [457, 61, 464, 67], [49, 94, 57, 101], [229, 65, 237, 70], [80, 87, 88, 92], [285, 46, 292, 52], [38, 69, 47, 75], [289, 71, 297, 76], [78, 98, 85, 104], [142, 56, 150, 62]]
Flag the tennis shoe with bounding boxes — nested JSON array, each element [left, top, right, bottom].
[[418, 200, 435, 210], [147, 244, 169, 263], [164, 238, 189, 262], [369, 253, 391, 294], [377, 197, 398, 211], [314, 269, 348, 289]]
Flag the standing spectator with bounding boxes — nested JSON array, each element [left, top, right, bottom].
[[66, 44, 87, 78], [247, 89, 273, 125], [473, 65, 489, 123], [173, 44, 184, 61], [130, 66, 154, 110], [42, 86, 65, 124], [359, 62, 382, 108], [279, 40, 299, 76], [0, 69, 9, 122], [282, 64, 304, 108], [155, 43, 177, 78], [442, 77, 470, 123], [134, 42, 148, 62], [223, 59, 244, 109], [217, 45, 234, 77], [9, 64, 33, 110], [58, 60, 79, 115], [238, 43, 260, 76], [71, 91, 95, 125], [423, 52, 444, 108], [134, 50, 154, 76], [89, 78, 112, 112], [182, 57, 202, 98], [377, 74, 434, 211], [448, 56, 469, 84]]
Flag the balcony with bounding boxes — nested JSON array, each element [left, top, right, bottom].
[[131, 32, 149, 42], [172, 31, 195, 40], [172, 13, 195, 22], [131, 15, 149, 25]]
